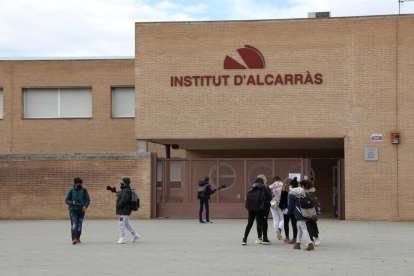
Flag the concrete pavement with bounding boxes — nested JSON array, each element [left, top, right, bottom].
[[0, 219, 413, 276]]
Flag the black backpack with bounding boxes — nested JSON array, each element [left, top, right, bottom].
[[245, 187, 264, 212], [197, 184, 209, 199], [297, 193, 317, 218]]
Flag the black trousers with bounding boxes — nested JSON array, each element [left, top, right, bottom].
[[262, 205, 270, 240], [306, 219, 319, 240], [283, 213, 297, 239], [244, 210, 264, 239]]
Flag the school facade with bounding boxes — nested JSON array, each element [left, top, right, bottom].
[[0, 14, 413, 221]]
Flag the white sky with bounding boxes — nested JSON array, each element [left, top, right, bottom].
[[0, 0, 413, 57]]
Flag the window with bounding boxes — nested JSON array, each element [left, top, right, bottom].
[[23, 87, 92, 118], [209, 163, 237, 189], [111, 87, 135, 118], [0, 88, 3, 119], [169, 161, 181, 182]]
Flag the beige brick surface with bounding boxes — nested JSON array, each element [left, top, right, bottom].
[[135, 15, 414, 221], [0, 59, 136, 154], [0, 156, 152, 219], [0, 15, 413, 221]]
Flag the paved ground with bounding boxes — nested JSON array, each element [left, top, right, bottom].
[[0, 219, 413, 276]]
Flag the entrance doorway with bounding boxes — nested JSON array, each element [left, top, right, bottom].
[[308, 159, 345, 220], [154, 158, 345, 219]]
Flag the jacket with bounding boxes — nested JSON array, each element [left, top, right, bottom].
[[116, 184, 132, 216], [251, 182, 272, 206], [279, 189, 289, 210], [65, 186, 91, 211], [198, 180, 216, 200], [287, 187, 309, 221], [269, 181, 283, 209], [247, 182, 268, 209]]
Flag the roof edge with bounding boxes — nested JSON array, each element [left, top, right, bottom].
[[0, 56, 135, 61], [135, 13, 414, 25]]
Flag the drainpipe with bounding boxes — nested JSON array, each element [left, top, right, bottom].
[[165, 144, 171, 159]]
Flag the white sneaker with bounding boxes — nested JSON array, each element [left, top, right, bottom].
[[255, 239, 262, 244], [117, 239, 125, 244], [314, 236, 321, 246], [132, 234, 140, 242]]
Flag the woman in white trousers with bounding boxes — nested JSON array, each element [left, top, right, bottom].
[[269, 176, 284, 240]]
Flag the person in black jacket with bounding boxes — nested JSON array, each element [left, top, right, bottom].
[[198, 177, 217, 223], [116, 177, 140, 244], [242, 178, 267, 245], [257, 174, 272, 245]]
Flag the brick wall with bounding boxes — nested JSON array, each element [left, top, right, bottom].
[[0, 59, 136, 154], [395, 16, 414, 221], [0, 154, 152, 220], [135, 15, 414, 221], [1, 15, 413, 221]]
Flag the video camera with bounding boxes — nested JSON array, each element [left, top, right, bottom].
[[218, 184, 226, 191], [106, 186, 118, 193]]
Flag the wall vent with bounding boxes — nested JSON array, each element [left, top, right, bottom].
[[308, 12, 331, 18]]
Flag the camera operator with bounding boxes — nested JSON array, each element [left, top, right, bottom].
[[116, 177, 140, 244], [198, 176, 217, 223]]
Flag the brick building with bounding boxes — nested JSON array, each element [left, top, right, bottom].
[[1, 14, 413, 221]]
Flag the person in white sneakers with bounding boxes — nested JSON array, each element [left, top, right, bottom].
[[287, 179, 314, 251], [269, 176, 284, 241], [116, 177, 140, 244]]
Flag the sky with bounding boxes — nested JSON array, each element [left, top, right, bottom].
[[0, 0, 413, 57]]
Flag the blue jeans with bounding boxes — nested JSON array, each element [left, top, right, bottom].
[[70, 210, 85, 238], [199, 199, 209, 222]]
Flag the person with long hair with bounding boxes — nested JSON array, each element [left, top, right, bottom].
[[269, 175, 284, 240], [242, 178, 267, 245], [256, 174, 272, 244], [279, 178, 298, 244], [287, 179, 314, 251], [305, 180, 321, 245]]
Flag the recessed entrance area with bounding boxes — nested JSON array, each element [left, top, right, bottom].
[[152, 138, 345, 220]]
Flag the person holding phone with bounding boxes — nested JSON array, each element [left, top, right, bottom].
[[65, 177, 91, 244]]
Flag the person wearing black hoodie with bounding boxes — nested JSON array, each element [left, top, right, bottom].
[[198, 177, 216, 223], [116, 177, 140, 244], [242, 178, 268, 245]]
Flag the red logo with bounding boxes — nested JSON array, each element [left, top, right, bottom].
[[224, 45, 265, 69]]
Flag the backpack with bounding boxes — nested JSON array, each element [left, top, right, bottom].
[[197, 184, 209, 200], [245, 187, 264, 212], [130, 190, 140, 211], [296, 193, 316, 218], [312, 195, 321, 215]]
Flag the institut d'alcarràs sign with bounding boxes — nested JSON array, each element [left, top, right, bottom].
[[170, 45, 323, 87]]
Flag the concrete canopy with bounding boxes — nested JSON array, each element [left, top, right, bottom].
[[149, 138, 344, 150]]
